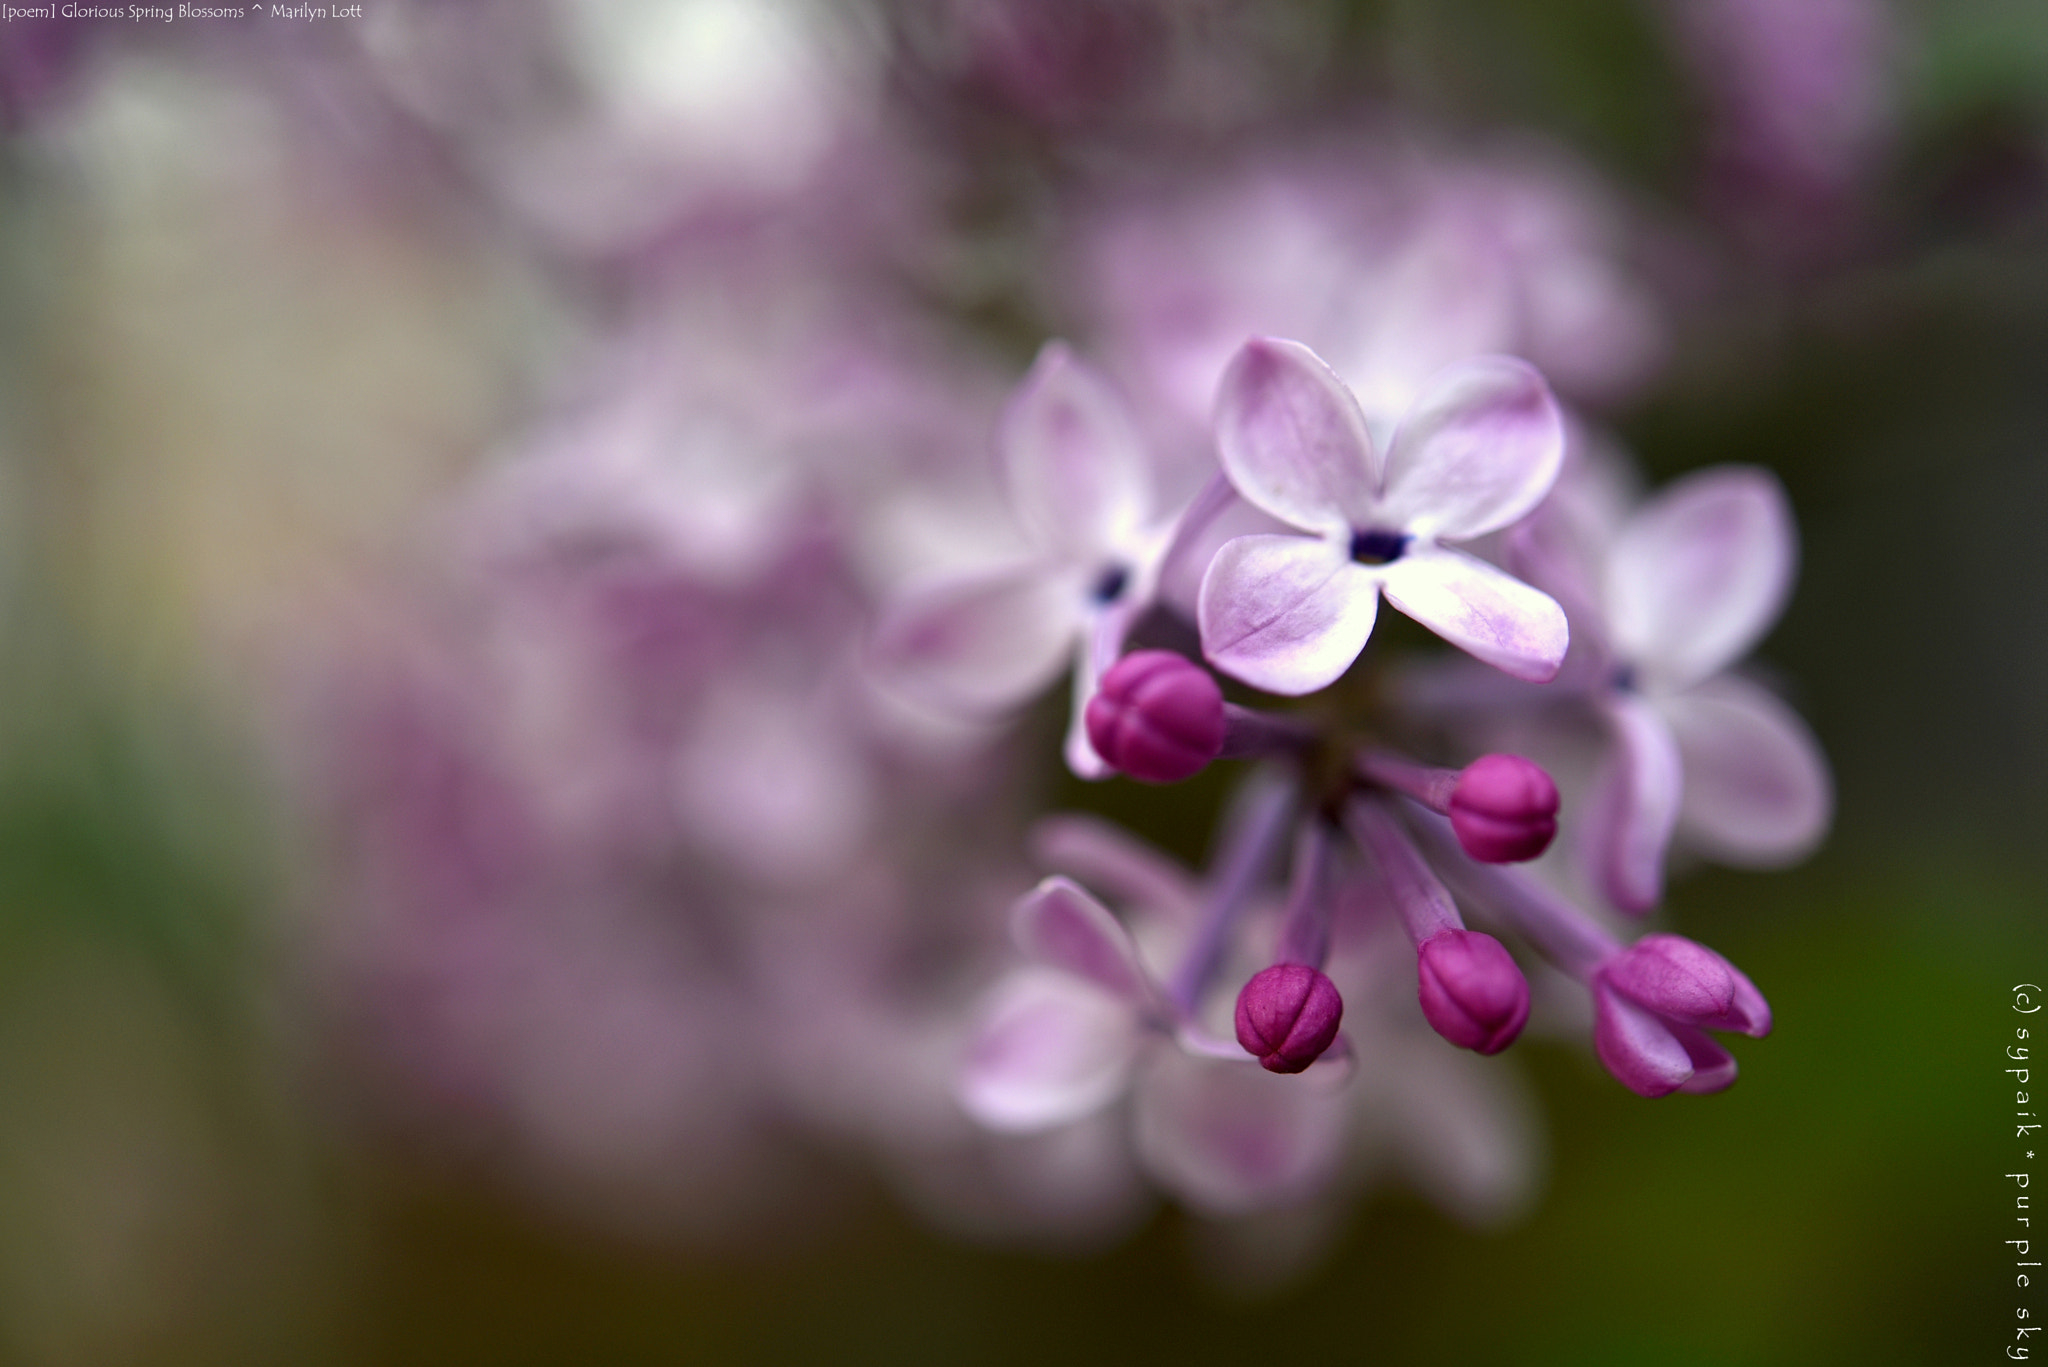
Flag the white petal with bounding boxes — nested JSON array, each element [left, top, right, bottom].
[[1583, 693, 1684, 913], [1379, 547, 1568, 682], [1213, 338, 1378, 535], [1197, 534, 1378, 696], [957, 971, 1140, 1133], [1663, 674, 1832, 866], [1131, 1051, 1350, 1217], [1001, 342, 1154, 560], [1378, 356, 1565, 541], [1010, 877, 1152, 1003], [1063, 606, 1129, 781], [870, 564, 1081, 713], [1606, 466, 1796, 689]]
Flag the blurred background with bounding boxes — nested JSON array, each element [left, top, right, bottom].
[[1, 0, 2046, 1362]]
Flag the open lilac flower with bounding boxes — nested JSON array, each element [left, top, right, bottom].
[[957, 876, 1167, 1131], [873, 342, 1175, 776], [958, 867, 1352, 1215], [1513, 460, 1832, 911], [1197, 338, 1569, 695]]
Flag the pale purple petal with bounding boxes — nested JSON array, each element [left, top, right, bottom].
[[1010, 877, 1151, 1002], [1213, 338, 1378, 535], [1662, 674, 1832, 866], [1591, 983, 1694, 1097], [1377, 356, 1565, 540], [1197, 534, 1379, 696], [1583, 694, 1685, 913], [1001, 342, 1154, 560], [1028, 815, 1203, 927], [1360, 1037, 1540, 1227], [1378, 547, 1568, 682], [870, 564, 1081, 713], [1672, 1028, 1740, 1095], [1605, 466, 1796, 688], [1063, 636, 1115, 780], [1130, 1051, 1349, 1216], [957, 970, 1140, 1132]]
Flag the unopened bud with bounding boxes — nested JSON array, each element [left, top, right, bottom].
[[1600, 933, 1771, 1037], [1233, 963, 1344, 1074], [1084, 650, 1225, 784], [1415, 929, 1531, 1054], [1592, 983, 1695, 1098], [1448, 754, 1558, 863]]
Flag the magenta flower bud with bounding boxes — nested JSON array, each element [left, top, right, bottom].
[[1592, 983, 1696, 1098], [1415, 930, 1531, 1054], [1233, 963, 1344, 1074], [1447, 754, 1559, 863], [1084, 650, 1225, 784], [1601, 933, 1772, 1037]]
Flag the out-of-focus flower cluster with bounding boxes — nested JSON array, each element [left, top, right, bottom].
[[5, 0, 1864, 1275]]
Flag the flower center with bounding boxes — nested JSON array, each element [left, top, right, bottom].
[[1090, 563, 1131, 604], [1349, 528, 1409, 566]]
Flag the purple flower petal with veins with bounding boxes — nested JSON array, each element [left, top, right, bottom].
[[1198, 534, 1378, 696], [1212, 338, 1380, 532]]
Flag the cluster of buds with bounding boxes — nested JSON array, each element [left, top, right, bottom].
[[883, 329, 1827, 1218]]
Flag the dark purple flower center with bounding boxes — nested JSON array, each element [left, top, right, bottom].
[[1349, 528, 1409, 566], [1090, 563, 1131, 604]]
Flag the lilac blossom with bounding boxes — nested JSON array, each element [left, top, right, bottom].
[[1069, 144, 1664, 479], [190, 0, 1852, 1271], [873, 342, 1184, 776], [1509, 458, 1833, 912], [957, 806, 1357, 1216], [1197, 337, 1570, 695], [956, 796, 1544, 1228]]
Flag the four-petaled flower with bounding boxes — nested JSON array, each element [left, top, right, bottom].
[[959, 873, 1351, 1215], [1197, 338, 1570, 696], [873, 342, 1172, 776], [1513, 460, 1832, 911]]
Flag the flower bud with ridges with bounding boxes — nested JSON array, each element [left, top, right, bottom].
[[1448, 754, 1559, 863], [1233, 963, 1344, 1074], [1415, 929, 1531, 1054], [1084, 650, 1226, 784]]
